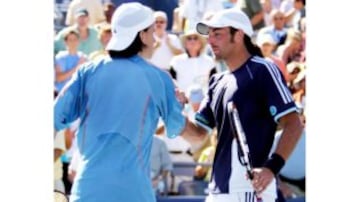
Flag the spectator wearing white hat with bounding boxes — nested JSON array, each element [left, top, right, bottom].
[[169, 29, 216, 92], [54, 3, 208, 202]]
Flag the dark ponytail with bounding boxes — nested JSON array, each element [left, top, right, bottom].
[[229, 27, 263, 57], [243, 34, 263, 57]]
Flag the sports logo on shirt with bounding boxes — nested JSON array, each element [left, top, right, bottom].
[[269, 105, 277, 116]]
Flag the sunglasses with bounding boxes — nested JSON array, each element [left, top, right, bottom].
[[186, 36, 198, 41]]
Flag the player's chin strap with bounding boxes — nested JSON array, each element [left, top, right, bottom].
[[227, 101, 263, 201]]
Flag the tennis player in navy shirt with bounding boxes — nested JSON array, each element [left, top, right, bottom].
[[192, 8, 304, 202]]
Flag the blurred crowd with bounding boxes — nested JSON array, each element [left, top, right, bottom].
[[54, 0, 306, 201]]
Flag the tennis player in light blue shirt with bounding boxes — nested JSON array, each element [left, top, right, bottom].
[[54, 3, 207, 202]]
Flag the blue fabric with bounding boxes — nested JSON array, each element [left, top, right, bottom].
[[54, 51, 86, 92], [195, 56, 298, 193], [54, 55, 185, 202]]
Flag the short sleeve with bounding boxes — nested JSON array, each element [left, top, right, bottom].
[[257, 60, 298, 123], [54, 67, 86, 131], [158, 72, 186, 138]]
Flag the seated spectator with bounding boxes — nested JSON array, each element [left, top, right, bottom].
[[258, 9, 288, 47], [292, 69, 306, 109], [276, 28, 303, 65], [54, 28, 87, 92], [88, 23, 112, 60], [286, 61, 304, 92], [55, 8, 102, 55], [169, 29, 216, 92], [257, 33, 289, 82], [65, 0, 106, 26], [194, 130, 217, 182], [150, 11, 184, 71], [151, 135, 173, 196], [94, 2, 116, 30]]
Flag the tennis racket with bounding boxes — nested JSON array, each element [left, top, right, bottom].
[[228, 102, 262, 201]]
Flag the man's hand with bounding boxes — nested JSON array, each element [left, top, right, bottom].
[[175, 88, 188, 106], [250, 167, 275, 194]]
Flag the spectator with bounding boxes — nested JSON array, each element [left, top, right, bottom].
[[292, 69, 306, 109], [286, 61, 304, 91], [54, 28, 87, 92], [171, 0, 185, 34], [169, 29, 216, 92], [150, 11, 184, 71], [276, 28, 303, 65], [256, 33, 289, 82], [258, 9, 288, 47], [260, 0, 272, 26], [194, 130, 217, 182], [54, 8, 103, 55], [94, 2, 116, 30], [88, 23, 112, 60], [65, 0, 106, 26], [181, 0, 223, 31], [150, 135, 173, 195], [281, 0, 305, 30], [235, 0, 265, 32]]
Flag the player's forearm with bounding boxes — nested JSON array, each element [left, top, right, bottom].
[[180, 118, 208, 143], [275, 112, 304, 161]]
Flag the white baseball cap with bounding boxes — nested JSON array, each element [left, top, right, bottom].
[[196, 8, 254, 37], [106, 2, 155, 51]]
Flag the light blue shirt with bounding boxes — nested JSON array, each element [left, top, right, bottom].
[[54, 50, 87, 92], [54, 55, 186, 202]]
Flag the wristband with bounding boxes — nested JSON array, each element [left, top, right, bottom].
[[263, 153, 285, 175]]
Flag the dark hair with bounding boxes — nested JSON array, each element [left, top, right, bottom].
[[243, 34, 263, 57], [229, 27, 263, 57], [108, 27, 149, 58]]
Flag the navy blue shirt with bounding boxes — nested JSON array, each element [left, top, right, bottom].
[[195, 56, 298, 193]]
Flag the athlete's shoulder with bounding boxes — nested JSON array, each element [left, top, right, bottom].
[[249, 56, 278, 72]]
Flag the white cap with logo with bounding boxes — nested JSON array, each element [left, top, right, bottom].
[[196, 8, 253, 37], [106, 2, 155, 51]]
